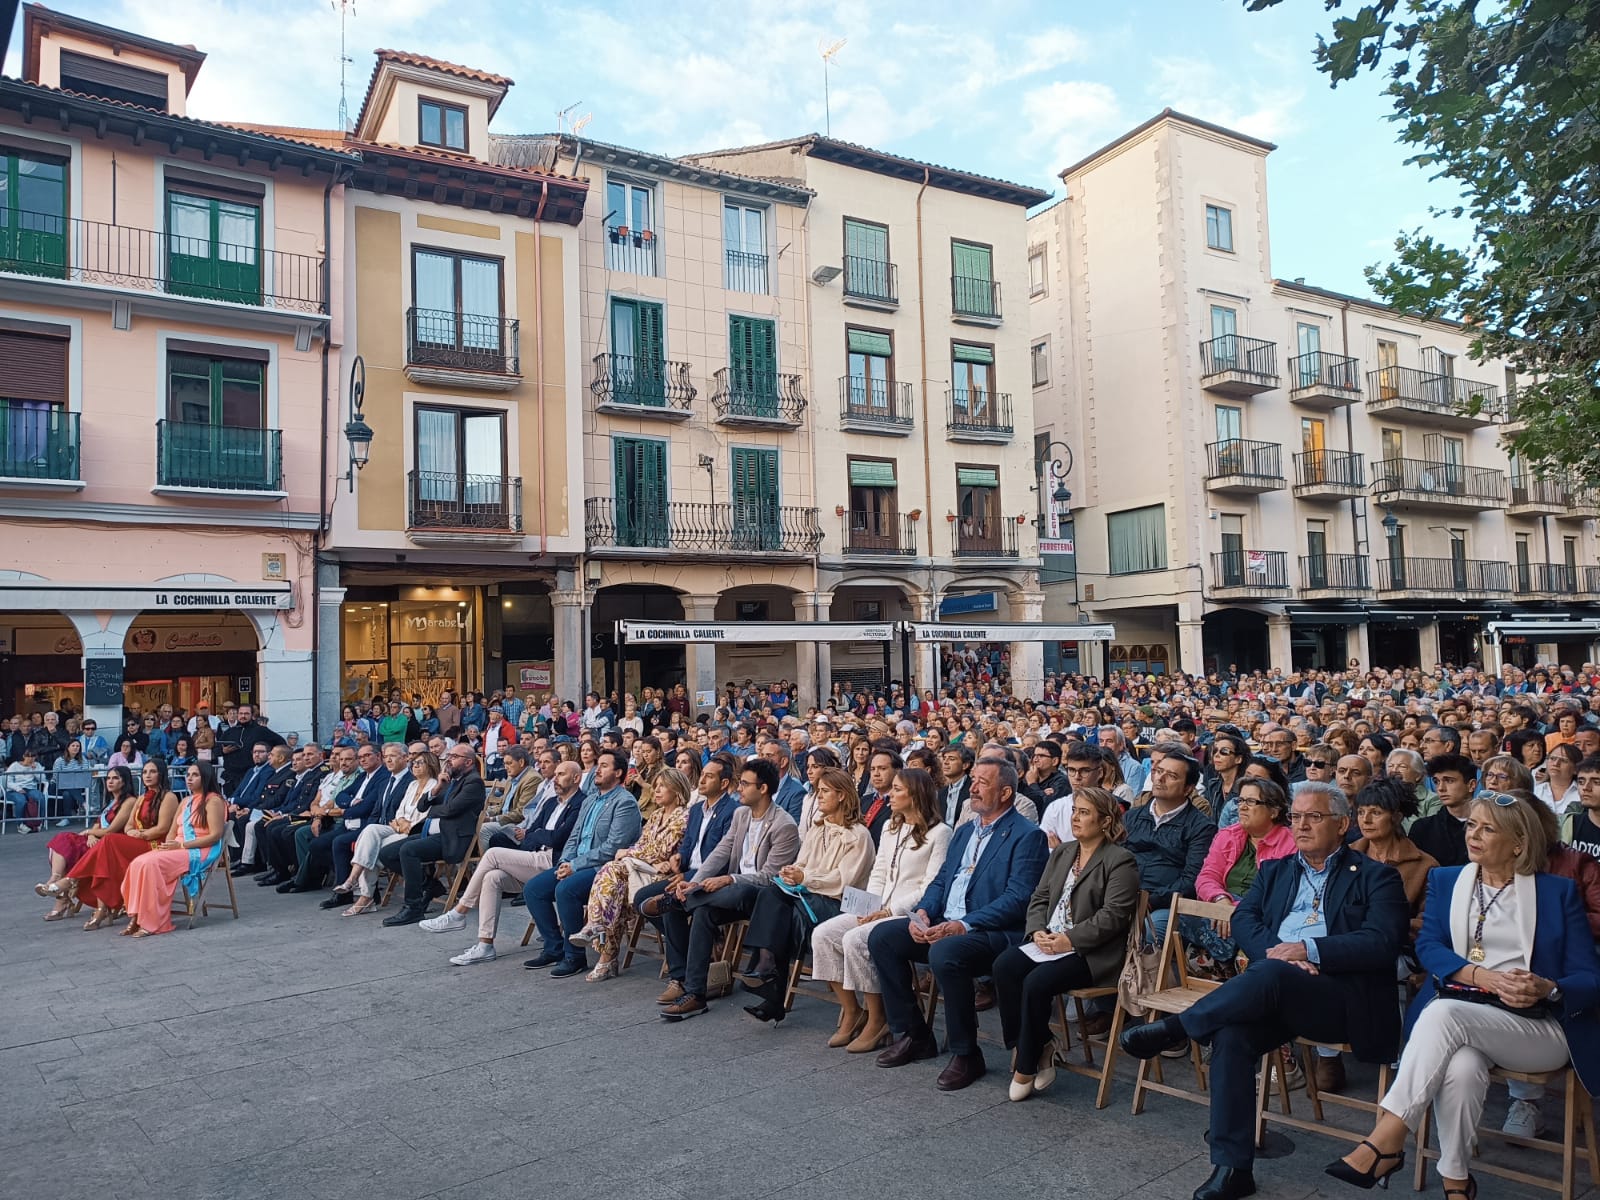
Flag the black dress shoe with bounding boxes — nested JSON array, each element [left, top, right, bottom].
[[257, 871, 288, 886], [523, 950, 564, 969], [1192, 1166, 1256, 1200], [936, 1051, 987, 1091], [230, 863, 258, 877], [281, 880, 319, 894], [319, 890, 353, 910], [275, 880, 299, 894], [1119, 1016, 1190, 1060], [876, 1032, 940, 1068], [549, 958, 587, 979], [382, 906, 427, 927], [743, 999, 787, 1025]]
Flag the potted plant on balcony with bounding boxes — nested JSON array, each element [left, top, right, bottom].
[[835, 504, 846, 516], [908, 508, 922, 521]]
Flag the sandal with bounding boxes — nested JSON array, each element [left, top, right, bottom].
[[130, 928, 157, 938], [119, 922, 141, 938], [44, 899, 73, 922], [83, 907, 113, 931], [342, 898, 377, 917], [585, 958, 620, 981]]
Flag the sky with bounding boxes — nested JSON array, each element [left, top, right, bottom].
[[3, 0, 1468, 298]]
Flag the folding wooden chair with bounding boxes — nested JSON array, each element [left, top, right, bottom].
[[1414, 1066, 1600, 1200], [621, 911, 667, 972], [1254, 1039, 1392, 1148], [1050, 892, 1149, 1110], [176, 827, 240, 928], [1129, 895, 1237, 1116], [441, 805, 492, 909]]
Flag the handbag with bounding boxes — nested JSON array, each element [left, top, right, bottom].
[[1117, 915, 1162, 1016], [1436, 977, 1559, 1019]]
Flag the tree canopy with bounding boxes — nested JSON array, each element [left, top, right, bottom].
[[1247, 0, 1600, 474]]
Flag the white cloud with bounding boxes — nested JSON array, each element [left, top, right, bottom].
[[1020, 79, 1124, 176], [1147, 55, 1304, 143]]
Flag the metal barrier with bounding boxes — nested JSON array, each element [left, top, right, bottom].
[[1, 765, 130, 833]]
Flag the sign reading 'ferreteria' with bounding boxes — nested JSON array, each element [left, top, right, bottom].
[[618, 621, 894, 644], [0, 584, 294, 611]]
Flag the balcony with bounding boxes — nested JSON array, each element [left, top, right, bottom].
[[1375, 556, 1512, 597], [1516, 563, 1581, 600], [1200, 335, 1279, 396], [1508, 475, 1567, 518], [725, 249, 769, 294], [1561, 481, 1600, 522], [1366, 366, 1505, 428], [1586, 566, 1600, 598], [954, 519, 1020, 559], [0, 401, 81, 489], [585, 497, 821, 560], [840, 511, 917, 557], [407, 471, 523, 542], [951, 276, 1002, 325], [1288, 351, 1362, 410], [605, 225, 658, 276], [1211, 549, 1290, 598], [1293, 449, 1365, 502], [155, 420, 282, 495], [1300, 553, 1372, 598], [405, 307, 521, 391], [1205, 439, 1285, 494], [710, 368, 806, 429], [945, 389, 1013, 443], [0, 209, 324, 314], [591, 353, 695, 421], [839, 377, 914, 436], [1370, 457, 1507, 513], [842, 256, 898, 309]]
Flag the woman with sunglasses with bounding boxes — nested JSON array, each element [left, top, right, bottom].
[[1328, 793, 1600, 1199], [1202, 733, 1251, 822]]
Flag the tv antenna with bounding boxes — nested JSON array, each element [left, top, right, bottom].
[[819, 37, 846, 135], [557, 102, 592, 137], [333, 0, 357, 131]]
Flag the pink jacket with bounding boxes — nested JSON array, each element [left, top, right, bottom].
[[1195, 822, 1297, 903]]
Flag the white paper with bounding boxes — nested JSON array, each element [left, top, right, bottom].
[[427, 818, 441, 835], [1021, 941, 1070, 963], [344, 818, 360, 830], [842, 886, 884, 916]]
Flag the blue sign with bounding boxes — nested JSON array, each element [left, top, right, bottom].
[[940, 592, 998, 616]]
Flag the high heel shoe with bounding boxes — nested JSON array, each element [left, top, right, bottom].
[[743, 998, 787, 1026], [83, 906, 112, 931], [1324, 1140, 1406, 1190], [829, 1011, 868, 1049], [584, 958, 620, 982], [846, 1023, 892, 1053], [1442, 1176, 1477, 1200]]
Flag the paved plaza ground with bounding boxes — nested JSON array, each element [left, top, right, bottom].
[[0, 832, 1575, 1200]]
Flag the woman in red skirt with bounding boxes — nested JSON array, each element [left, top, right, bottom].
[[64, 759, 178, 929], [36, 765, 137, 920]]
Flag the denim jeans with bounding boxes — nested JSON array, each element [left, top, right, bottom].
[[524, 866, 597, 963]]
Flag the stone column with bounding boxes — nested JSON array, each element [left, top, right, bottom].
[[682, 594, 721, 713], [1177, 618, 1206, 677], [257, 647, 315, 743], [67, 612, 134, 740], [550, 576, 587, 708], [913, 593, 938, 697], [1007, 590, 1046, 701], [1267, 613, 1294, 673], [1346, 622, 1371, 672], [315, 559, 345, 739], [793, 591, 833, 711], [1419, 619, 1443, 671]]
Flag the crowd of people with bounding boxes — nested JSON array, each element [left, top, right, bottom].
[[10, 656, 1600, 1200]]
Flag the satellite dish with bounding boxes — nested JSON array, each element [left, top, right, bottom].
[[1418, 470, 1438, 492]]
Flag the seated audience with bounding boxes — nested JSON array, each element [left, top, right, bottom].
[[1412, 753, 1478, 867], [1186, 776, 1294, 978], [379, 743, 488, 926], [37, 765, 137, 919], [66, 759, 180, 929]]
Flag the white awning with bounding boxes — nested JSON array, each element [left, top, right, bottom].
[[618, 621, 894, 644], [1486, 620, 1600, 641], [908, 622, 1116, 643]]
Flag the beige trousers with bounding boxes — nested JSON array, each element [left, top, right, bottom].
[[460, 846, 551, 939]]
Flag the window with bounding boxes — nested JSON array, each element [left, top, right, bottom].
[[843, 218, 893, 301], [1031, 341, 1049, 387], [727, 315, 779, 417], [162, 346, 274, 490], [1516, 533, 1532, 591], [1505, 366, 1519, 399], [605, 178, 657, 275], [951, 240, 997, 317], [1565, 536, 1579, 573], [612, 436, 668, 547], [731, 447, 781, 550], [956, 465, 1001, 551], [1295, 322, 1322, 386], [1219, 514, 1245, 585], [1028, 245, 1047, 297], [419, 98, 468, 151], [1448, 528, 1468, 587], [1108, 504, 1167, 574], [1205, 204, 1234, 252], [1207, 305, 1239, 371], [951, 342, 995, 424], [724, 202, 768, 293], [1215, 405, 1242, 444], [0, 148, 67, 278], [167, 188, 261, 304], [608, 298, 666, 406], [1305, 520, 1329, 587], [1376, 339, 1400, 398], [58, 49, 167, 109], [168, 350, 265, 429], [411, 248, 506, 370], [845, 327, 894, 414], [1301, 417, 1325, 454], [414, 406, 508, 519], [1380, 427, 1403, 462], [847, 457, 899, 550], [0, 327, 73, 480]]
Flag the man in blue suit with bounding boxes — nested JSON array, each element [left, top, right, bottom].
[[282, 743, 385, 893], [761, 739, 806, 823], [1121, 780, 1409, 1200], [868, 758, 1049, 1091], [321, 742, 413, 908]]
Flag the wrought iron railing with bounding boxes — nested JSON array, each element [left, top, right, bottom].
[[841, 511, 916, 556], [406, 307, 520, 375], [954, 519, 1019, 558], [1200, 334, 1279, 381], [1366, 365, 1506, 420], [584, 497, 821, 554], [839, 377, 914, 428], [1371, 457, 1507, 504], [945, 389, 1013, 437], [1294, 449, 1365, 489], [710, 368, 806, 425], [843, 255, 898, 304], [0, 401, 79, 480], [0, 209, 325, 312], [951, 275, 1001, 319], [156, 420, 281, 491], [1212, 549, 1289, 589], [1300, 553, 1370, 591], [1205, 438, 1283, 480], [605, 225, 658, 275], [1586, 566, 1600, 594], [591, 353, 695, 412], [1289, 350, 1361, 394], [724, 249, 769, 294], [1375, 556, 1512, 593], [407, 471, 522, 531], [1511, 474, 1567, 507], [1518, 563, 1579, 594]]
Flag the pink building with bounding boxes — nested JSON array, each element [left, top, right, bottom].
[[0, 5, 355, 738]]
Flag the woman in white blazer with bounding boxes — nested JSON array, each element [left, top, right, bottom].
[[810, 767, 952, 1053]]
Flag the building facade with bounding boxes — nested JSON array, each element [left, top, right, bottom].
[[1030, 109, 1600, 676], [0, 5, 353, 738], [689, 137, 1051, 699]]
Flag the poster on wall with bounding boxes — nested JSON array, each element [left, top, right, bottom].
[[507, 660, 554, 695]]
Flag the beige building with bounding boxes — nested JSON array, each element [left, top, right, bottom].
[[689, 137, 1052, 699], [1030, 109, 1599, 676]]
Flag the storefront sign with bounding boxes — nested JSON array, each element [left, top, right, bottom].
[[0, 584, 292, 611], [909, 623, 1117, 643], [940, 592, 998, 616], [1038, 539, 1074, 555], [618, 621, 895, 643], [13, 624, 260, 656]]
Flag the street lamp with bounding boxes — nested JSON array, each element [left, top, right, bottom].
[[343, 354, 373, 492]]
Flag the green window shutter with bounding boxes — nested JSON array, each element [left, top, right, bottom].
[[847, 329, 892, 357], [953, 343, 994, 365], [958, 466, 999, 487], [849, 460, 897, 487], [952, 241, 992, 282], [613, 437, 667, 547], [731, 446, 780, 550], [729, 315, 778, 417], [845, 219, 888, 261]]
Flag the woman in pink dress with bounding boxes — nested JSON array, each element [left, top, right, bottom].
[[121, 762, 227, 938]]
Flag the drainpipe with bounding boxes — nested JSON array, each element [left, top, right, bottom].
[[313, 167, 338, 735], [534, 179, 550, 556], [915, 167, 934, 560]]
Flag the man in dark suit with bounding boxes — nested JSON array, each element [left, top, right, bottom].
[[867, 758, 1049, 1091], [280, 743, 384, 893], [229, 742, 283, 874], [1120, 779, 1409, 1200], [255, 745, 336, 885], [322, 742, 414, 908], [938, 745, 974, 826], [382, 742, 487, 926]]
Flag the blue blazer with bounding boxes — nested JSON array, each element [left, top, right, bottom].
[[914, 806, 1048, 935], [1412, 867, 1600, 1095], [676, 793, 738, 870], [774, 774, 806, 824], [560, 786, 643, 873], [340, 769, 389, 826], [375, 769, 413, 825]]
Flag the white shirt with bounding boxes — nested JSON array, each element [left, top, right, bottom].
[[739, 814, 768, 874], [1535, 779, 1580, 816], [1039, 796, 1075, 843]]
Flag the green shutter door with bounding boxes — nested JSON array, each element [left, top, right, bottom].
[[731, 447, 780, 550], [952, 241, 994, 315], [167, 193, 262, 305], [0, 153, 67, 279], [613, 437, 668, 547], [729, 315, 778, 418], [844, 220, 890, 299], [611, 299, 666, 406]]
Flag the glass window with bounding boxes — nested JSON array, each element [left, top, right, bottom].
[[415, 407, 505, 502], [1028, 246, 1047, 296], [847, 457, 898, 548], [0, 151, 68, 278], [1205, 204, 1234, 252], [724, 202, 768, 292], [956, 466, 999, 548], [1108, 505, 1167, 574], [166, 352, 264, 427], [166, 190, 261, 304], [1031, 341, 1049, 387], [847, 327, 893, 411], [605, 179, 657, 275], [411, 249, 505, 364], [419, 99, 467, 151]]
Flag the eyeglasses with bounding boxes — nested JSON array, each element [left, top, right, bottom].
[[1483, 770, 1513, 784], [1288, 810, 1332, 824]]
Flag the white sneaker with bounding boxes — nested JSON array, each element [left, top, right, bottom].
[[1503, 1098, 1546, 1139], [420, 909, 467, 933], [449, 942, 496, 966]]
